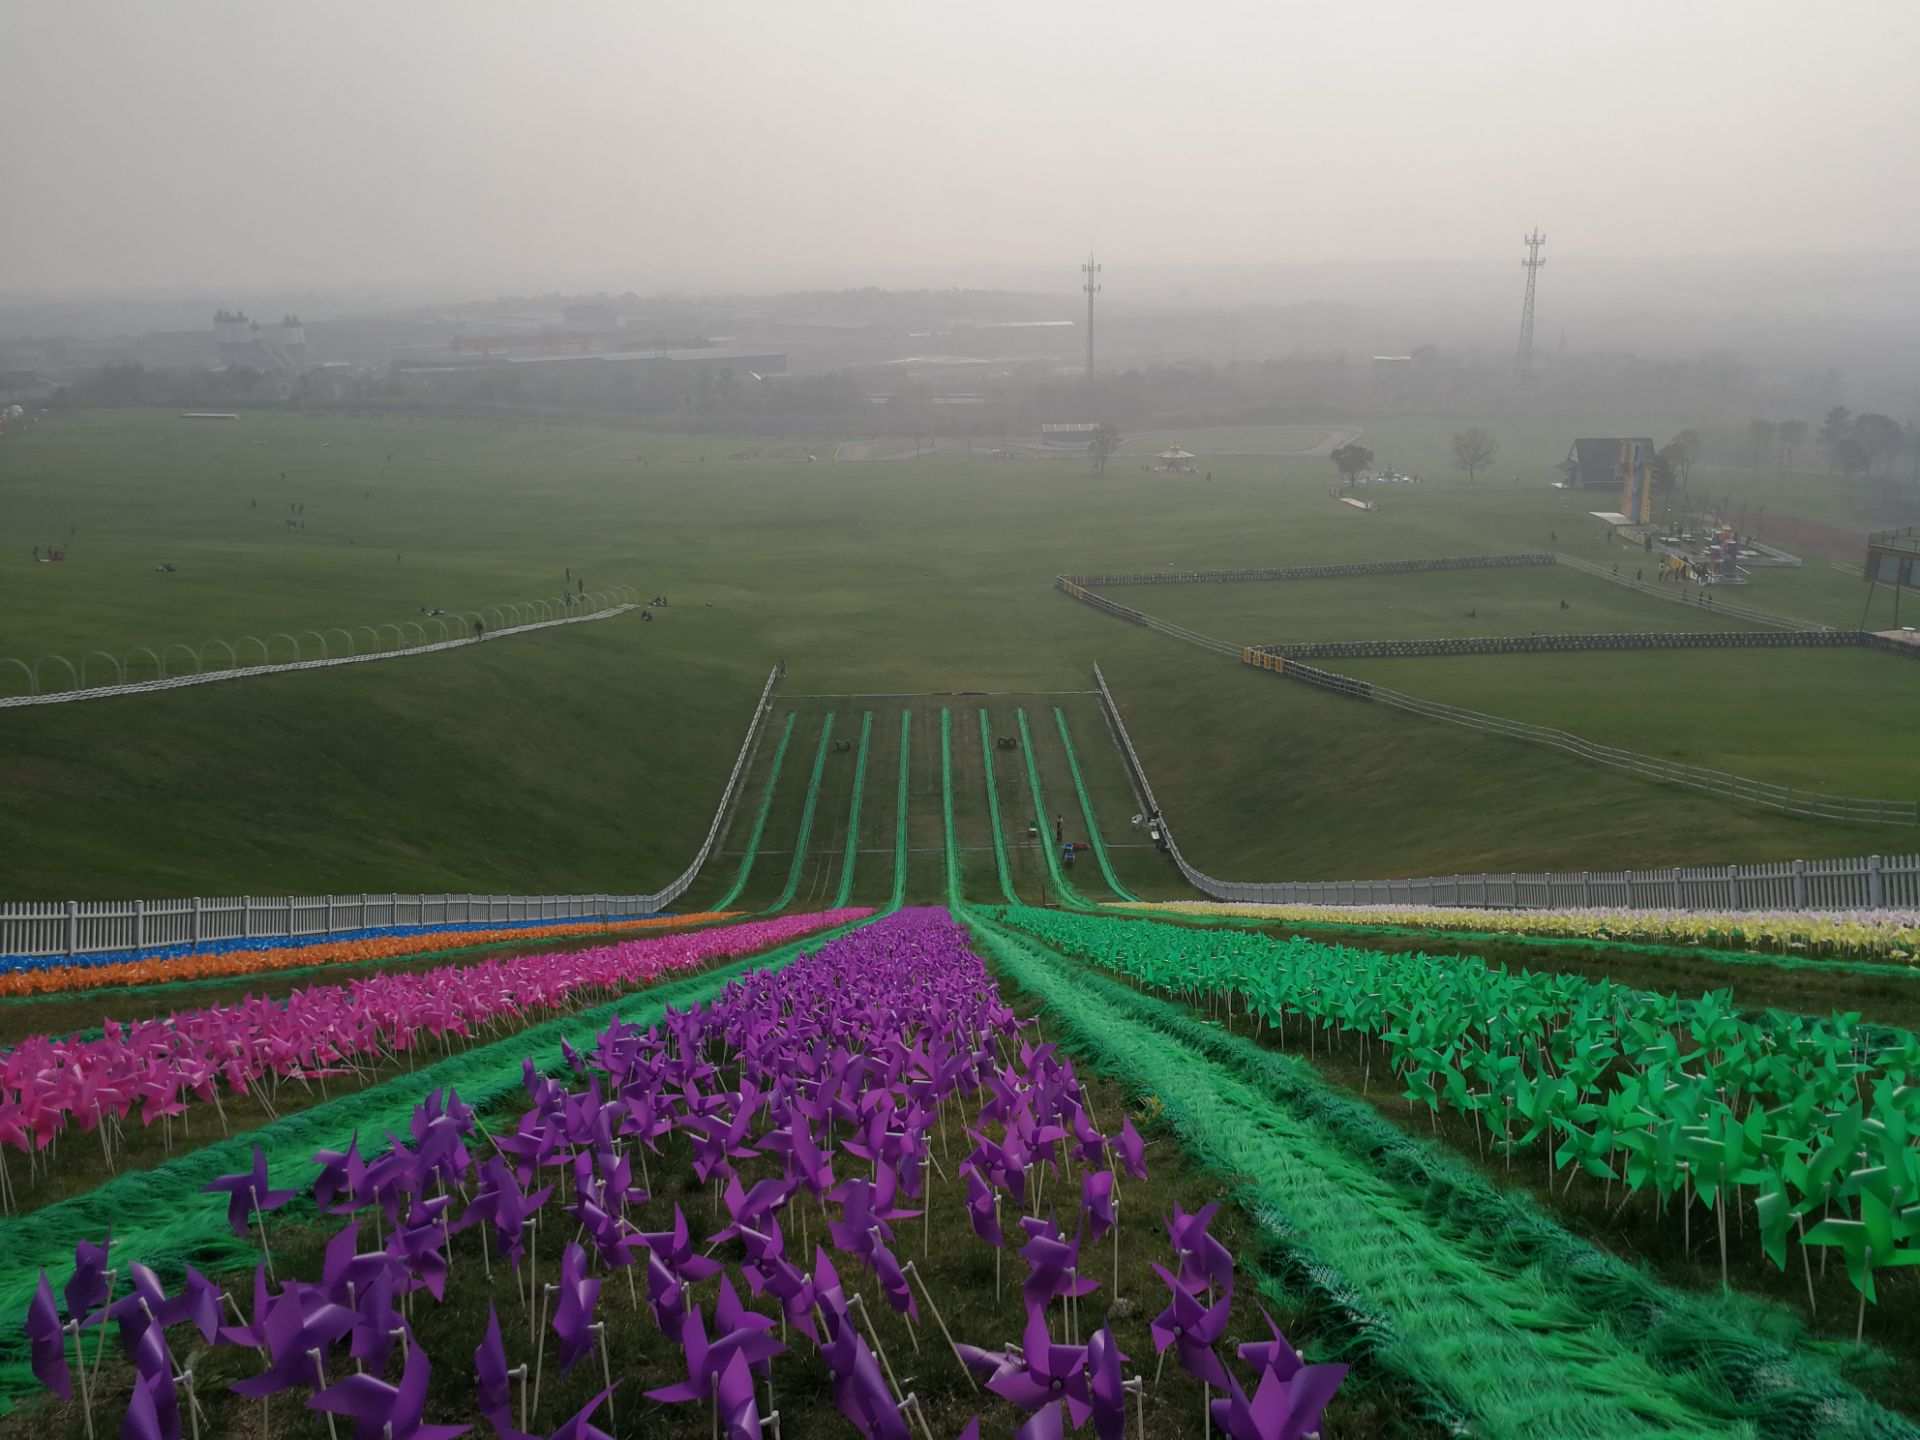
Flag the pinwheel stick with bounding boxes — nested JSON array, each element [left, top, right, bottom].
[[180, 1369, 203, 1440], [67, 1322, 93, 1440], [250, 1186, 276, 1281], [307, 1349, 340, 1440], [533, 1282, 555, 1419], [848, 1293, 903, 1403], [901, 1261, 974, 1392], [87, 1268, 117, 1396], [1125, 1375, 1147, 1439], [594, 1323, 615, 1430]]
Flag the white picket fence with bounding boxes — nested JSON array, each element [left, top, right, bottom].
[[1, 599, 640, 709], [0, 664, 784, 960], [1090, 664, 1919, 914]]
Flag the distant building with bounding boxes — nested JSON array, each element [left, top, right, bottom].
[[1040, 422, 1099, 449], [1563, 438, 1657, 522], [212, 310, 307, 373]]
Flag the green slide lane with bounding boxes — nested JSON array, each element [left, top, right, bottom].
[[831, 711, 873, 908], [763, 713, 836, 914], [1014, 708, 1094, 909], [940, 709, 963, 903], [889, 709, 911, 910], [0, 910, 884, 1413], [1052, 705, 1139, 902], [977, 709, 1019, 904], [709, 712, 797, 911], [971, 906, 1912, 1440]]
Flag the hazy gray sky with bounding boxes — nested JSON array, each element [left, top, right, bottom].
[[4, 0, 1916, 297]]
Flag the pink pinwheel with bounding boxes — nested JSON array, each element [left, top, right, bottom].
[[311, 1341, 470, 1440], [550, 1243, 601, 1374], [27, 1272, 70, 1401], [985, 1305, 1093, 1426], [203, 1145, 296, 1237], [1149, 1264, 1233, 1389]]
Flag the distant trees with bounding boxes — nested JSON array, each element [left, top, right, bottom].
[[1450, 427, 1496, 482], [1089, 423, 1120, 477], [1817, 406, 1904, 478], [1776, 419, 1807, 471], [1330, 442, 1374, 486], [1650, 450, 1676, 497], [1664, 429, 1701, 488]]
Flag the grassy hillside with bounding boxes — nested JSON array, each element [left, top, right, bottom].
[[1, 408, 1910, 901]]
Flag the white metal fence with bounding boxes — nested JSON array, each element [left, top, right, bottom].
[[1063, 580, 1917, 826], [1, 589, 639, 709], [1091, 664, 1919, 913], [0, 664, 784, 960]]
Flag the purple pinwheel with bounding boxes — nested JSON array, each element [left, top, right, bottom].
[[120, 1367, 179, 1440], [550, 1243, 601, 1374], [1085, 1326, 1131, 1440], [637, 1205, 723, 1284], [203, 1145, 296, 1237], [313, 1135, 369, 1215], [387, 1198, 454, 1300], [1238, 1307, 1303, 1378], [1015, 1402, 1067, 1440], [1210, 1362, 1350, 1440], [311, 1342, 470, 1440], [963, 1164, 1003, 1247], [1081, 1169, 1117, 1243], [985, 1305, 1092, 1427], [540, 1387, 618, 1440], [65, 1236, 113, 1326], [1167, 1202, 1234, 1295], [27, 1272, 71, 1402], [1149, 1263, 1233, 1389], [645, 1281, 785, 1407], [1114, 1116, 1148, 1182], [1020, 1220, 1099, 1312], [106, 1262, 222, 1349], [474, 1305, 517, 1432], [229, 1281, 355, 1399]]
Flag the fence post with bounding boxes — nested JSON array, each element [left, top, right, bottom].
[[1869, 854, 1884, 908], [66, 900, 78, 958], [1671, 867, 1682, 909], [1791, 860, 1807, 910], [1727, 864, 1740, 910], [134, 898, 145, 953], [192, 895, 203, 946], [1580, 871, 1592, 906], [243, 895, 253, 939]]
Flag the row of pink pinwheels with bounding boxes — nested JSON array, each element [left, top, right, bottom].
[[0, 909, 866, 1177], [25, 909, 1344, 1439]]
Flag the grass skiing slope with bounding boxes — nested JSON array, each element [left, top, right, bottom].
[[829, 710, 873, 907]]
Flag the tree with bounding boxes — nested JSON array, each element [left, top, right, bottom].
[[1650, 450, 1677, 497], [1853, 413, 1903, 476], [1450, 427, 1496, 482], [1746, 419, 1777, 472], [1820, 406, 1853, 471], [1777, 419, 1808, 471], [1089, 423, 1120, 477], [1666, 429, 1701, 488], [1330, 442, 1374, 486]]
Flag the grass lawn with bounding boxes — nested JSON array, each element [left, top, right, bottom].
[[1120, 561, 1759, 643], [1, 408, 1909, 901]]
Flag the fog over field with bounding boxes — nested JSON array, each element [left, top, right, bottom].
[[3, 1, 1917, 369]]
